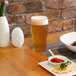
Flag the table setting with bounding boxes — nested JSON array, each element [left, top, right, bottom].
[[39, 32, 76, 76], [29, 16, 76, 76], [0, 0, 76, 76]]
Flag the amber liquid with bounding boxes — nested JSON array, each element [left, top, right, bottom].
[[31, 24, 48, 51]]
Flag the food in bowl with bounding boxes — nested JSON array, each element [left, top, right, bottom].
[[71, 41, 76, 46], [51, 58, 64, 63], [52, 60, 76, 73], [48, 55, 67, 65], [60, 32, 76, 52]]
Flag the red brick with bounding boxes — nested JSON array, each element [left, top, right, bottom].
[[23, 1, 43, 13], [25, 10, 59, 24], [10, 25, 31, 37], [61, 8, 76, 19], [74, 19, 76, 28], [15, 15, 24, 23], [7, 15, 16, 25], [49, 19, 73, 32], [6, 1, 43, 14], [6, 3, 25, 14], [7, 15, 24, 25], [45, 0, 76, 9], [8, 0, 21, 2]]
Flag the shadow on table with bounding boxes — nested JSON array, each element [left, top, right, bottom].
[[41, 42, 76, 62]]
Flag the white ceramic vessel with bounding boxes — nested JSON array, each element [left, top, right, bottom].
[[60, 32, 76, 52], [48, 55, 68, 66], [11, 27, 24, 47], [0, 16, 10, 47]]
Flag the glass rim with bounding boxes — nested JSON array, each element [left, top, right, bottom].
[[31, 16, 48, 20]]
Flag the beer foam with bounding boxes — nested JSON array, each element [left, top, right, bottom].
[[31, 16, 48, 25]]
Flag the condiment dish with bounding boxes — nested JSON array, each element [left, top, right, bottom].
[[48, 55, 68, 66]]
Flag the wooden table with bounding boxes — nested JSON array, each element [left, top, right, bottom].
[[0, 31, 72, 76]]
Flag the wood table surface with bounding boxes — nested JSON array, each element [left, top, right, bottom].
[[0, 31, 72, 76]]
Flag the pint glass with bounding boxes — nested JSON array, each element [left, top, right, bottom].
[[31, 16, 48, 51]]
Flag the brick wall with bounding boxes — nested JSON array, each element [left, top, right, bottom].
[[1, 0, 76, 37]]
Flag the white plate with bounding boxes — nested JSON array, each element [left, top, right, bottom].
[[38, 61, 76, 76]]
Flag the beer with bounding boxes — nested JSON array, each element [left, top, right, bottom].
[[31, 16, 48, 51]]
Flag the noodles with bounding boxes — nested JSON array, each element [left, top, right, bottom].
[[52, 64, 76, 74]]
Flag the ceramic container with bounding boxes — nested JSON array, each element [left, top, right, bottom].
[[0, 16, 10, 47]]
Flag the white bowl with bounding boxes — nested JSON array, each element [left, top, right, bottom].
[[48, 55, 67, 66], [60, 32, 76, 52]]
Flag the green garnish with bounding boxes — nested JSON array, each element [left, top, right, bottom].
[[60, 62, 67, 69], [60, 61, 72, 69], [67, 61, 72, 65]]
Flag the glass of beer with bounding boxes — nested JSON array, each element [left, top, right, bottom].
[[31, 16, 48, 51]]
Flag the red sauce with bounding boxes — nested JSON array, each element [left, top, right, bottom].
[[51, 58, 64, 63]]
